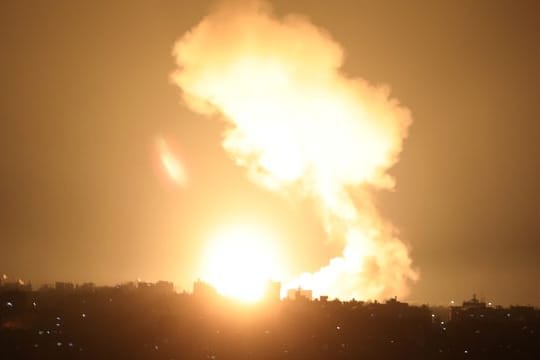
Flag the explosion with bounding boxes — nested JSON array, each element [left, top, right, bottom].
[[201, 225, 282, 303], [171, 0, 418, 300]]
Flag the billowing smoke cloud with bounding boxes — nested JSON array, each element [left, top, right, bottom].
[[171, 0, 418, 300]]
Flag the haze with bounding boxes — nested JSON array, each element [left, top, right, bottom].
[[1, 0, 539, 306]]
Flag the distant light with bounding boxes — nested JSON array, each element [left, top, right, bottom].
[[157, 137, 188, 187], [488, 302, 492, 306], [56, 316, 61, 321], [56, 323, 60, 327], [81, 313, 86, 318], [57, 342, 62, 347], [464, 350, 468, 354], [68, 342, 73, 347], [336, 326, 341, 330]]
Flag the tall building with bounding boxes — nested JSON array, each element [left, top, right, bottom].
[[287, 288, 312, 301], [193, 280, 218, 299], [55, 282, 75, 292]]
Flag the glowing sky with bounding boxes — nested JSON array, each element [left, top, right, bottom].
[[1, 0, 540, 305]]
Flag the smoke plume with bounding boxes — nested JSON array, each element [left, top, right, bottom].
[[171, 0, 418, 300]]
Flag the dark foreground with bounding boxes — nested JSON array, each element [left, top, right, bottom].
[[1, 285, 539, 359]]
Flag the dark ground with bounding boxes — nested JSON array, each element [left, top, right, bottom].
[[1, 285, 539, 359]]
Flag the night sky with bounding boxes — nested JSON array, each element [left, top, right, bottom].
[[1, 0, 539, 305]]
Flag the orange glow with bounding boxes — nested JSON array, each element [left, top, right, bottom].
[[173, 2, 418, 300], [200, 225, 281, 303]]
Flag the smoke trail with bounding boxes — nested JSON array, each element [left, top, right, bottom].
[[171, 1, 418, 300]]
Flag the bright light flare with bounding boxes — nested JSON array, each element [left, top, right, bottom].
[[157, 138, 187, 186], [201, 226, 281, 303]]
